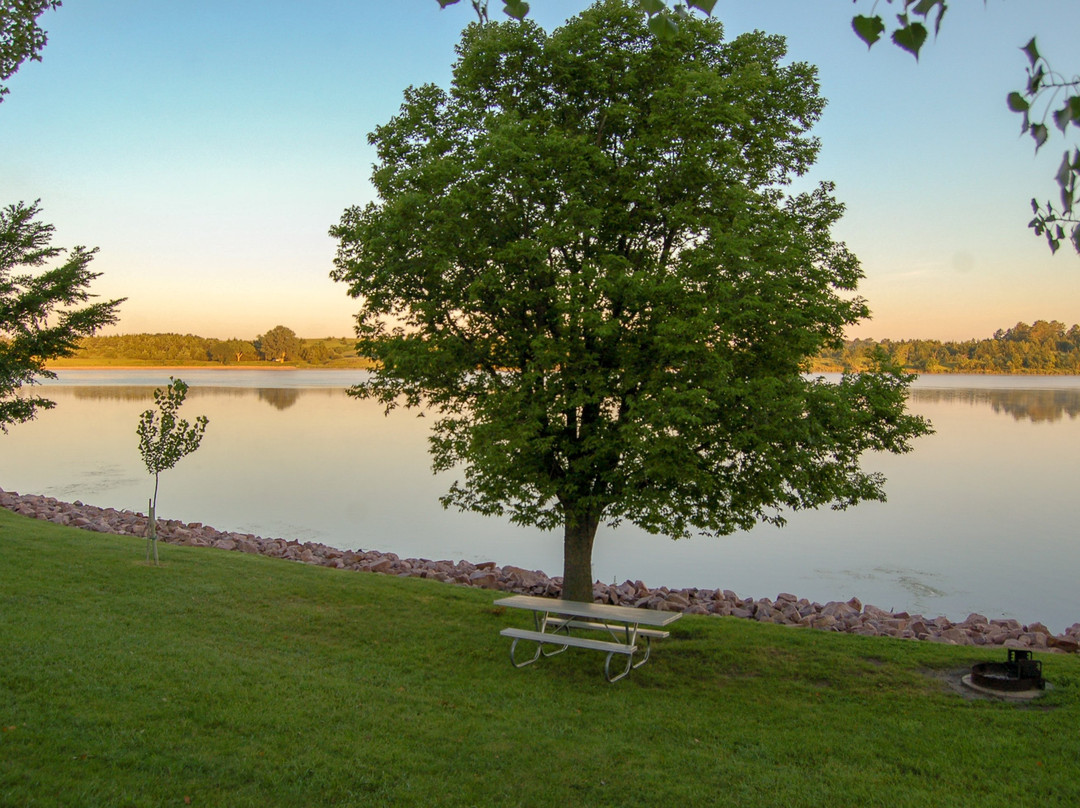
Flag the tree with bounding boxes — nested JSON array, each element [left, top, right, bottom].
[[225, 338, 257, 363], [257, 325, 300, 363], [300, 340, 331, 364], [0, 0, 61, 103], [438, 1, 1080, 255], [207, 338, 231, 364], [0, 200, 123, 431], [332, 1, 930, 602], [136, 377, 208, 565]]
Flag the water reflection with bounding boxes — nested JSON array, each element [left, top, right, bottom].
[[72, 386, 156, 402], [61, 378, 1080, 422], [910, 387, 1080, 423], [68, 385, 335, 411], [257, 388, 301, 411]]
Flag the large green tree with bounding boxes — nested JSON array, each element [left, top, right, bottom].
[[0, 200, 123, 430], [333, 0, 930, 602], [256, 325, 300, 363]]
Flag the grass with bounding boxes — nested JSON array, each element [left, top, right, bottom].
[[2, 507, 1078, 807]]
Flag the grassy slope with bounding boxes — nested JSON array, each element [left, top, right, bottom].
[[2, 508, 1078, 808]]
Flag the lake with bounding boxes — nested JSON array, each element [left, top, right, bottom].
[[4, 370, 1079, 631]]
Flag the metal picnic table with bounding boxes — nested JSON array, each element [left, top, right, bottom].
[[495, 594, 682, 682]]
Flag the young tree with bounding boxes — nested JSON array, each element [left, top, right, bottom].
[[1, 200, 123, 431], [136, 377, 208, 565], [332, 0, 930, 602]]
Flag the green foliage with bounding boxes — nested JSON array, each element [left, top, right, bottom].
[[49, 332, 372, 368], [256, 324, 301, 363], [1011, 37, 1080, 254], [136, 377, 208, 479], [0, 0, 61, 102], [3, 509, 1080, 806], [850, 0, 946, 59], [136, 377, 208, 563], [0, 200, 123, 431], [333, 0, 929, 601]]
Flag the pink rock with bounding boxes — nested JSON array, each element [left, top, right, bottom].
[[468, 570, 499, 589]]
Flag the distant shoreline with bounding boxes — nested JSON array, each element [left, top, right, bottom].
[[44, 364, 1080, 377], [45, 364, 303, 371]]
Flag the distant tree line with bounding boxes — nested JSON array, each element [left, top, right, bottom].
[[59, 320, 1080, 374], [816, 321, 1080, 374], [59, 327, 369, 368]]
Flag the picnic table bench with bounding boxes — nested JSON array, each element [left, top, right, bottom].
[[495, 594, 681, 682]]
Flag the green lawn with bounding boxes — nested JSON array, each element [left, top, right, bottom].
[[2, 507, 1077, 807]]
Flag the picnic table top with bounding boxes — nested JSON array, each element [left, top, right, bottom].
[[494, 594, 682, 628]]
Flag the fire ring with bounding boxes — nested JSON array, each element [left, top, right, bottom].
[[961, 649, 1046, 698]]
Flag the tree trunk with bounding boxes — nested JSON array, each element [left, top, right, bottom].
[[149, 474, 160, 566], [561, 505, 600, 602]]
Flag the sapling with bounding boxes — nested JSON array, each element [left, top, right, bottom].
[[136, 377, 208, 564]]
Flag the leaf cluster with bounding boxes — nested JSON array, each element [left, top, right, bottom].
[[0, 0, 61, 102], [1007, 38, 1080, 254], [850, 0, 947, 60], [0, 199, 123, 430], [332, 1, 929, 540], [136, 377, 208, 477]]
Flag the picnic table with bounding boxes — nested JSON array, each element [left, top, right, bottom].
[[495, 594, 682, 682]]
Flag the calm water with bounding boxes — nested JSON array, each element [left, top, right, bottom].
[[4, 370, 1080, 631]]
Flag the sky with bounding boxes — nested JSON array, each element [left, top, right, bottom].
[[3, 0, 1080, 342]]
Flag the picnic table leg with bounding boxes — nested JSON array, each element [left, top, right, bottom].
[[536, 611, 569, 658], [604, 651, 634, 683], [631, 635, 653, 669], [507, 635, 542, 668]]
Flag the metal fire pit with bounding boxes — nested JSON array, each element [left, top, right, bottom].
[[964, 649, 1045, 696]]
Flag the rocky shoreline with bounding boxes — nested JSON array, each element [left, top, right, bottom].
[[4, 488, 1078, 653]]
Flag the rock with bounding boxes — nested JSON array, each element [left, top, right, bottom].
[[1047, 636, 1080, 653], [664, 592, 691, 609], [863, 604, 892, 619], [940, 628, 974, 645], [364, 557, 394, 574], [468, 570, 499, 589]]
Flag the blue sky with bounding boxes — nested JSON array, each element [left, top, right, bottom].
[[3, 0, 1079, 341]]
